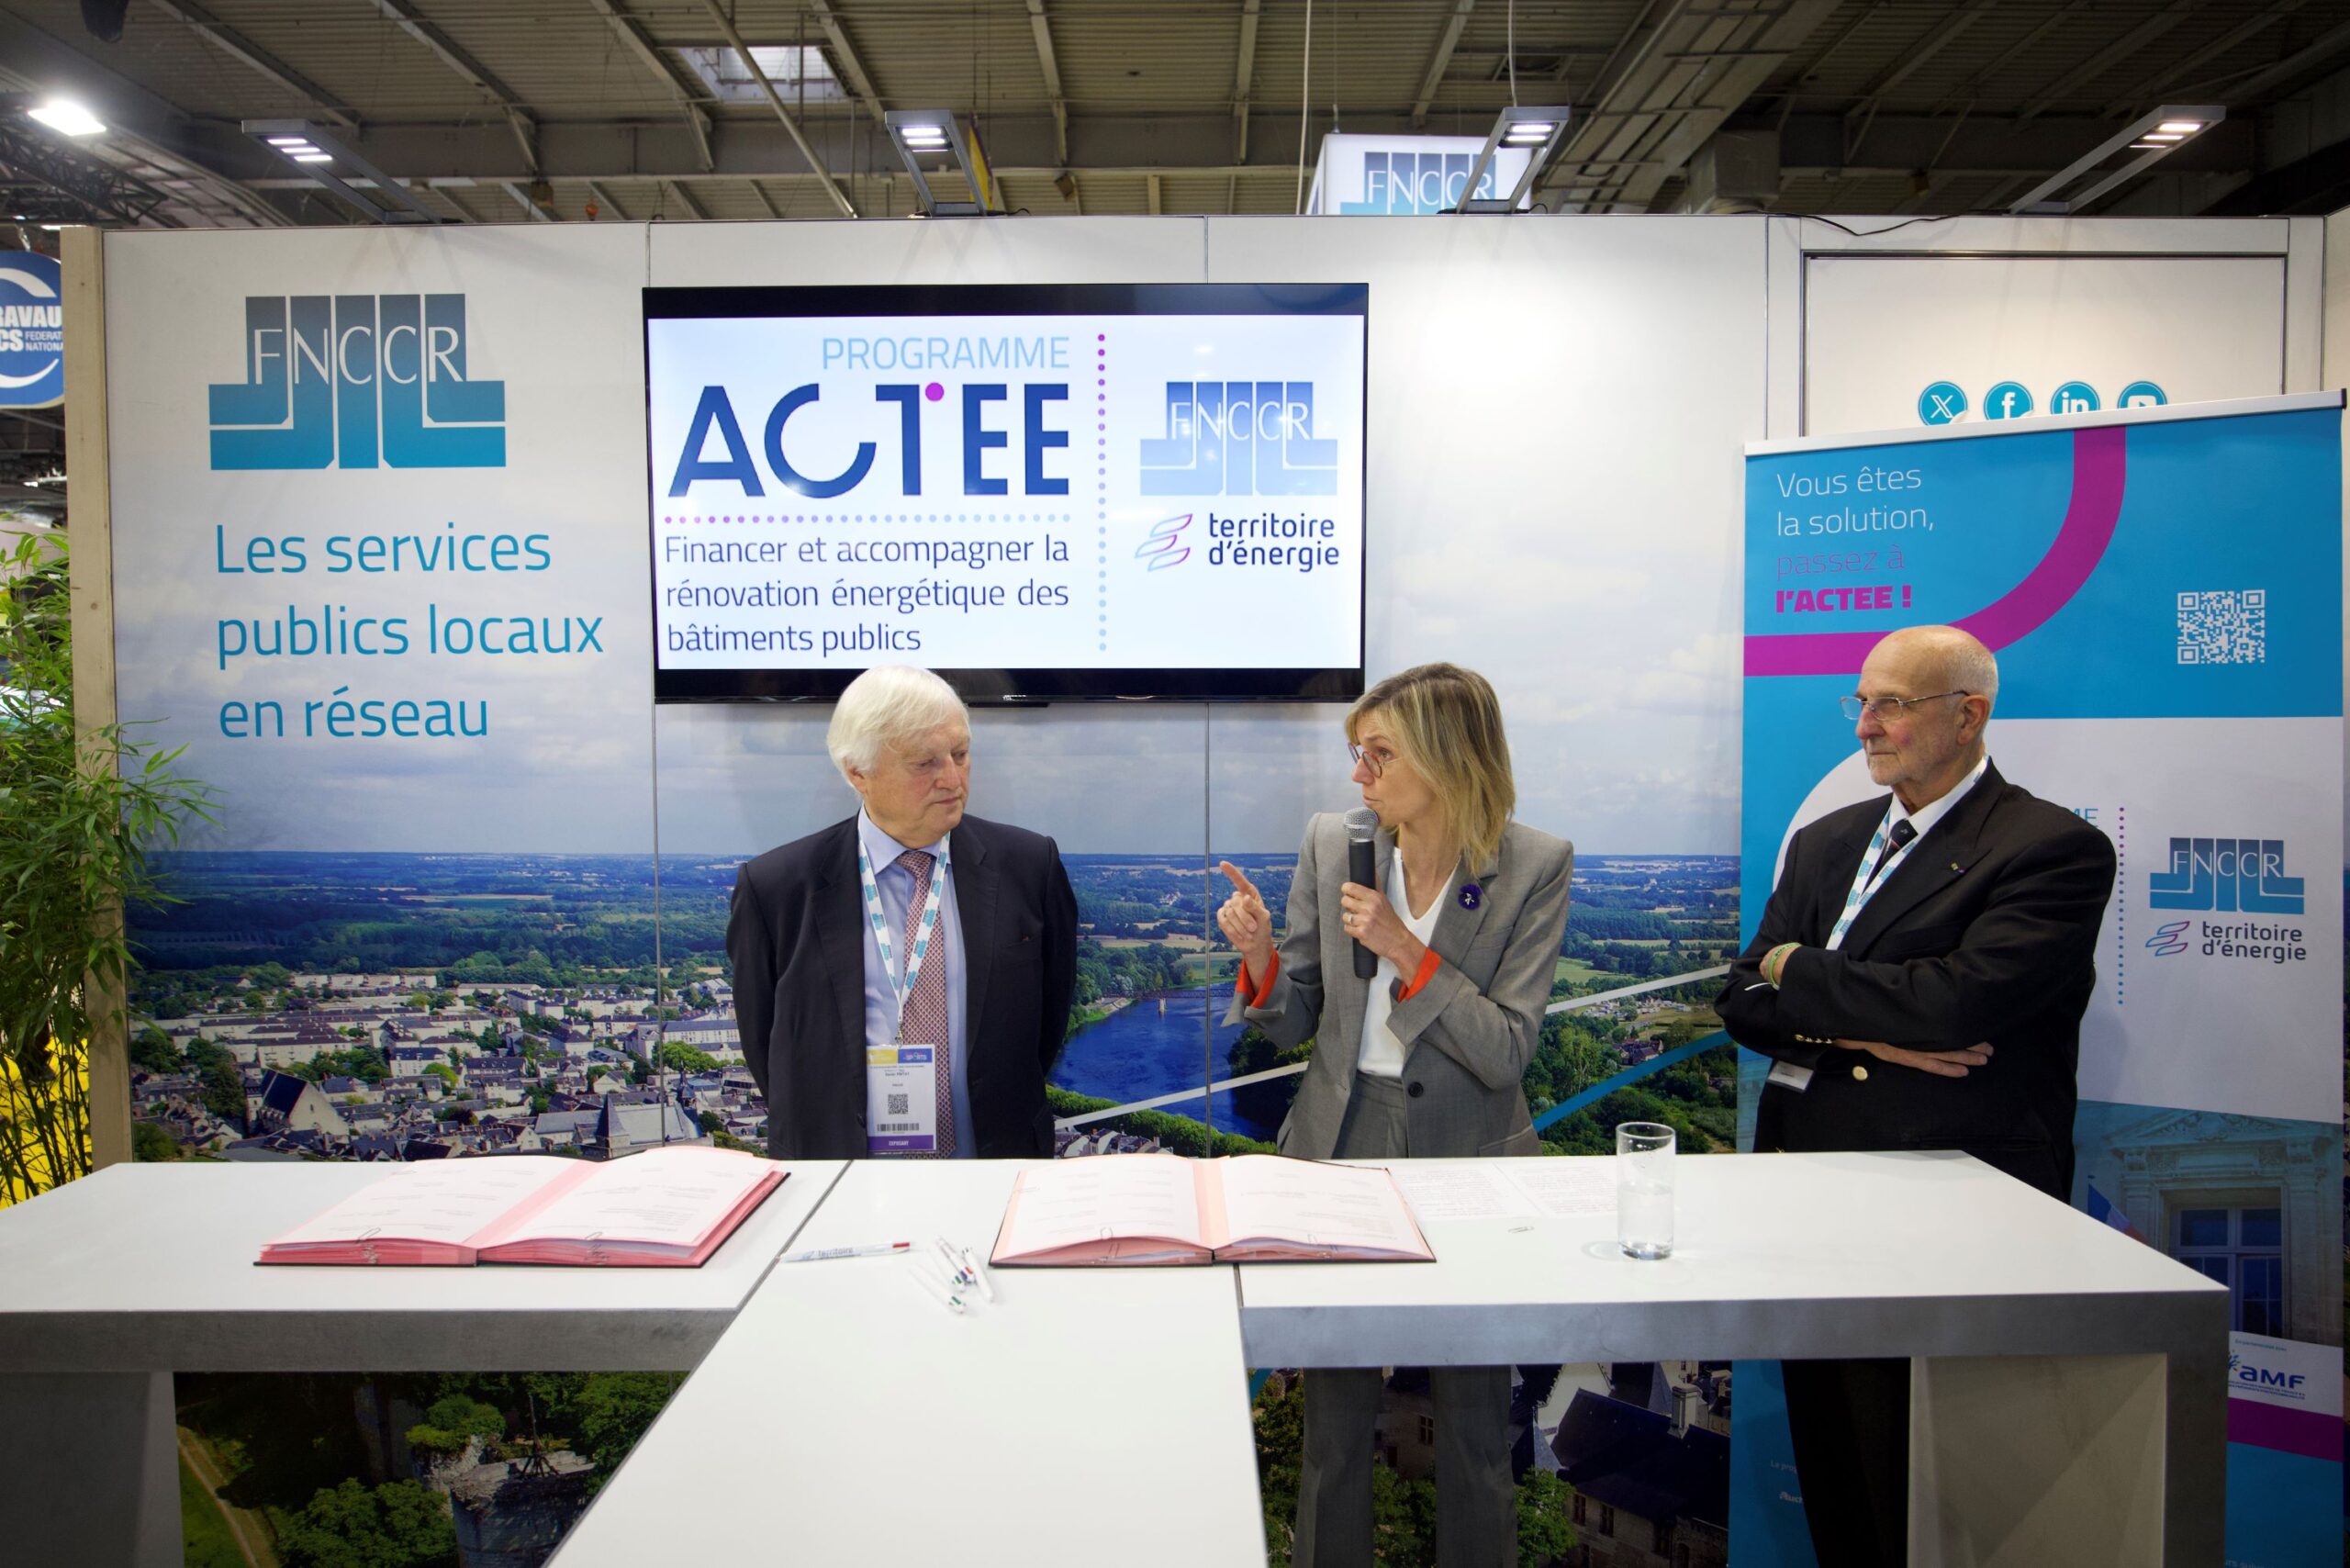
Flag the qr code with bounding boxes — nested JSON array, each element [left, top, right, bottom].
[[2177, 589, 2266, 665], [887, 1092, 909, 1115]]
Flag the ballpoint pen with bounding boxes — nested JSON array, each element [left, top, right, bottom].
[[933, 1236, 978, 1287], [782, 1241, 912, 1263], [905, 1256, 966, 1314], [956, 1242, 998, 1303]]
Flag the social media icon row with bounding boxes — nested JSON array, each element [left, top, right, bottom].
[[1916, 379, 2168, 426]]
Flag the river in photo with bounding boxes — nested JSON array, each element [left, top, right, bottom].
[[1050, 987, 1280, 1141]]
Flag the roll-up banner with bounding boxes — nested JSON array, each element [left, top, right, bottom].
[[1735, 392, 2344, 1568]]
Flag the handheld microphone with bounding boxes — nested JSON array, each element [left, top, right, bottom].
[[1344, 807, 1380, 980]]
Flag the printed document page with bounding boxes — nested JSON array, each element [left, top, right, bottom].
[[1215, 1157, 1428, 1254], [486, 1148, 767, 1247], [264, 1159, 575, 1249], [1497, 1159, 1614, 1217], [997, 1155, 1205, 1253], [1383, 1162, 1539, 1220]]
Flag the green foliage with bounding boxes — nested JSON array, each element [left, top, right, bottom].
[[657, 1042, 718, 1074], [1514, 1470, 1576, 1565], [422, 1062, 458, 1089], [176, 1455, 249, 1568], [1252, 1373, 1304, 1564], [130, 1025, 182, 1075], [565, 1372, 685, 1492], [404, 1394, 506, 1459], [199, 1056, 247, 1128], [1371, 1461, 1437, 1562], [274, 1478, 454, 1568], [0, 532, 212, 1199], [131, 1120, 178, 1161]]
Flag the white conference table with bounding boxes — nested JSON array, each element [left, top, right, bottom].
[[1239, 1151, 2230, 1567], [2, 1150, 2228, 1567], [545, 1159, 1268, 1567], [0, 1159, 845, 1566]]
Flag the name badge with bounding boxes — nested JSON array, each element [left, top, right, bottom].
[[1767, 1059, 1815, 1093], [867, 1045, 938, 1155]]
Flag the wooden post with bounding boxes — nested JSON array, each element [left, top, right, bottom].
[[61, 225, 130, 1173]]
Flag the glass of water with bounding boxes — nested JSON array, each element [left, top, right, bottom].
[[1616, 1122, 1675, 1260]]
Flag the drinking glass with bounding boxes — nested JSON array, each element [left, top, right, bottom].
[[1616, 1121, 1675, 1260]]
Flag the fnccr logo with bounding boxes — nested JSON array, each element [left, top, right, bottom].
[[209, 294, 506, 470], [1139, 380, 1338, 498], [2146, 837, 2304, 914]]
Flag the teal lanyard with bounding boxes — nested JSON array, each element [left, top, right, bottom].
[[1826, 807, 1915, 951]]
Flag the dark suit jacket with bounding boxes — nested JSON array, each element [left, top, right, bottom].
[[727, 812, 1079, 1159], [1716, 762, 2116, 1198]]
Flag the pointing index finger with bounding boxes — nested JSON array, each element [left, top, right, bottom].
[[1216, 860, 1261, 901]]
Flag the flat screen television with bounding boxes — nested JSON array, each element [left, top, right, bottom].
[[643, 282, 1367, 703]]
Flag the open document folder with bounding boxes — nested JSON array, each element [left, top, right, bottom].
[[991, 1153, 1435, 1266], [258, 1147, 787, 1267]]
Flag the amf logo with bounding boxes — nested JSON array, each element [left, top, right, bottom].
[[1139, 381, 1337, 498], [2147, 837, 2304, 914], [209, 294, 506, 470]]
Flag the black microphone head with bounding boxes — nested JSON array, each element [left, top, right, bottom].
[[1343, 807, 1380, 843]]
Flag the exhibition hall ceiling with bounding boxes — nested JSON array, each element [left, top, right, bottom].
[[0, 0, 2348, 227]]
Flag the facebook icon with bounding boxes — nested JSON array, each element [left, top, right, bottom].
[[1984, 381, 2033, 420]]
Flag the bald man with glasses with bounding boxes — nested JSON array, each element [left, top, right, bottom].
[[1716, 624, 2116, 1568]]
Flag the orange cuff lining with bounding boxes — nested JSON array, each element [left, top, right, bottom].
[[1235, 950, 1280, 1008], [1395, 947, 1441, 1002]]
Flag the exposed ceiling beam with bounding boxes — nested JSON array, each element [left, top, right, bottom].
[[500, 179, 556, 220], [2015, 0, 2197, 125], [1847, 0, 2005, 119], [2102, 0, 2307, 118], [1552, 0, 1842, 210], [581, 178, 630, 219], [0, 11, 293, 228], [1027, 1, 1069, 164], [1233, 0, 1261, 161], [583, 0, 715, 172], [810, 2, 889, 129], [146, 0, 360, 130], [1147, 172, 1162, 213], [699, 0, 855, 218], [665, 179, 710, 220], [370, 0, 540, 173], [1411, 0, 1476, 127], [1932, 12, 2069, 115], [748, 180, 783, 219], [2226, 16, 2350, 105]]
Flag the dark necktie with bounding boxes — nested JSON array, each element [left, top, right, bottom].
[[894, 848, 954, 1159], [1872, 817, 1918, 881]]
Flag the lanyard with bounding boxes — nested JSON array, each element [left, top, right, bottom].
[[1825, 806, 1918, 951], [857, 836, 949, 1040]]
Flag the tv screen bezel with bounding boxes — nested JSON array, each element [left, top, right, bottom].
[[643, 281, 1369, 705]]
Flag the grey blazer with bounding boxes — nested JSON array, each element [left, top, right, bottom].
[[1227, 812, 1574, 1160]]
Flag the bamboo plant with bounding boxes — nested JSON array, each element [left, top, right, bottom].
[[0, 529, 211, 1204]]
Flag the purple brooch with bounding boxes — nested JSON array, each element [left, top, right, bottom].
[[1459, 883, 1482, 911]]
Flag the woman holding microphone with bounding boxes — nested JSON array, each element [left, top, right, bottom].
[[1217, 661, 1573, 1568]]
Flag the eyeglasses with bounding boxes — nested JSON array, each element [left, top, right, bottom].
[[1841, 690, 1969, 722], [1348, 743, 1399, 778]]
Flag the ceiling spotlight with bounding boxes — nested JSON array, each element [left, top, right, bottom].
[[1453, 105, 1573, 213], [883, 111, 998, 217], [27, 99, 105, 137], [2009, 103, 2224, 214], [242, 118, 440, 224]]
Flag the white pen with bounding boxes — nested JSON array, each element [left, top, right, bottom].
[[904, 1257, 966, 1314], [783, 1241, 911, 1264], [956, 1243, 998, 1303], [933, 1236, 978, 1286]]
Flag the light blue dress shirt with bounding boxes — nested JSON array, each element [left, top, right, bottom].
[[856, 810, 974, 1158]]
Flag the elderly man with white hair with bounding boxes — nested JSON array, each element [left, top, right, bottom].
[[728, 666, 1078, 1159], [1717, 624, 2117, 1568]]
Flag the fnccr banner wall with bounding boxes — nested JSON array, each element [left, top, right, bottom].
[[1738, 395, 2345, 1568]]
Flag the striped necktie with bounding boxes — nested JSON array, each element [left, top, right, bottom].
[[1872, 817, 1917, 880], [894, 848, 954, 1158]]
